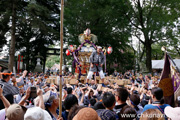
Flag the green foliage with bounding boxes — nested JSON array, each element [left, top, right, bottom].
[[0, 0, 180, 72], [64, 0, 135, 71], [123, 0, 180, 72], [151, 43, 165, 60], [46, 55, 60, 68], [0, 0, 11, 51]]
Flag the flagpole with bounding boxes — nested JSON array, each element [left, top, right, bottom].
[[162, 46, 180, 73], [59, 0, 64, 117], [167, 53, 180, 73]]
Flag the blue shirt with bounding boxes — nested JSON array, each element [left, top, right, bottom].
[[46, 108, 59, 120], [62, 110, 69, 120], [143, 104, 170, 113]]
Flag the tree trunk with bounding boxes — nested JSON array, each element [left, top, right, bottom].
[[145, 41, 152, 73], [43, 53, 46, 73], [8, 1, 16, 71], [26, 41, 30, 71]]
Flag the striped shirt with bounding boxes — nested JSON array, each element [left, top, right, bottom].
[[0, 79, 19, 96]]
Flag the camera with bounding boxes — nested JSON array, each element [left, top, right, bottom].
[[30, 87, 37, 98]]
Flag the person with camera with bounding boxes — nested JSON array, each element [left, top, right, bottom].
[[142, 87, 170, 120], [0, 70, 19, 97]]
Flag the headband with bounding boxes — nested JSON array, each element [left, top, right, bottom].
[[130, 99, 136, 106], [97, 46, 102, 49], [1, 72, 12, 76]]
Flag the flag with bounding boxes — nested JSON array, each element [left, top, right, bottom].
[[158, 53, 174, 106], [171, 65, 180, 106]]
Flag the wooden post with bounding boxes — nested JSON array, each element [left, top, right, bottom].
[[59, 0, 64, 117]]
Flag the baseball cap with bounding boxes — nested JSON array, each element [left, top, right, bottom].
[[165, 106, 180, 120], [73, 108, 101, 120], [6, 104, 27, 120], [24, 107, 52, 120]]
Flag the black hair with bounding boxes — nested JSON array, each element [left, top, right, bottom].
[[102, 92, 116, 108], [67, 87, 73, 94], [2, 70, 11, 79], [93, 102, 105, 110], [63, 94, 78, 110], [68, 105, 85, 120], [98, 91, 102, 95], [134, 84, 138, 88], [88, 89, 94, 99], [116, 88, 129, 102], [151, 87, 164, 104], [89, 98, 96, 106], [0, 94, 14, 109], [141, 100, 148, 107], [119, 105, 137, 120], [46, 83, 51, 87], [148, 76, 151, 80], [132, 90, 139, 94], [130, 94, 140, 111]]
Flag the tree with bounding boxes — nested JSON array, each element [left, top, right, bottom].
[[46, 55, 60, 68], [8, 0, 17, 71], [64, 0, 134, 72], [13, 0, 60, 71], [0, 0, 10, 52], [1, 0, 60, 71], [123, 0, 180, 72], [0, 0, 29, 70], [26, 0, 60, 71]]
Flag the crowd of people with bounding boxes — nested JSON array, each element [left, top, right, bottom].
[[0, 68, 180, 120]]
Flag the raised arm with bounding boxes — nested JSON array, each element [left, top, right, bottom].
[[16, 70, 28, 83], [37, 88, 45, 109], [0, 86, 10, 109], [18, 87, 30, 106]]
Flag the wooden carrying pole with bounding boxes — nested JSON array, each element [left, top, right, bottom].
[[59, 0, 64, 116]]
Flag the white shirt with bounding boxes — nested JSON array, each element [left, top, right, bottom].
[[14, 94, 23, 104], [0, 109, 5, 120]]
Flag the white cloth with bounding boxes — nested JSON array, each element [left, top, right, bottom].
[[0, 109, 5, 120], [87, 70, 105, 80], [24, 107, 52, 120], [14, 94, 22, 104]]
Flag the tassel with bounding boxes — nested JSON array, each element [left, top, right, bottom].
[[174, 80, 177, 87]]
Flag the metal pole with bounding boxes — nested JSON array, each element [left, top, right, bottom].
[[59, 0, 64, 116]]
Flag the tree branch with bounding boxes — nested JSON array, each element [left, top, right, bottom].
[[152, 36, 170, 43], [146, 0, 158, 29], [140, 47, 145, 62], [125, 14, 142, 30], [175, 45, 180, 56], [137, 0, 145, 29], [131, 0, 143, 27], [134, 31, 145, 44], [149, 30, 154, 43], [122, 1, 142, 30]]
